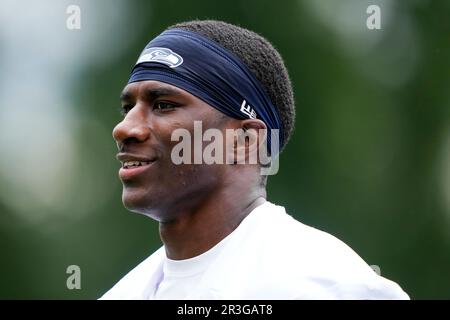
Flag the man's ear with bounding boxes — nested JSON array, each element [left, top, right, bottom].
[[226, 119, 267, 165], [241, 119, 266, 132]]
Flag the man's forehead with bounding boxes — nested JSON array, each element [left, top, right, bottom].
[[120, 80, 187, 99]]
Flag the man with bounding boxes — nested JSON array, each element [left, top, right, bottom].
[[101, 20, 409, 299]]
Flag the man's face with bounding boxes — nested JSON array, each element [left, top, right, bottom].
[[113, 80, 228, 221]]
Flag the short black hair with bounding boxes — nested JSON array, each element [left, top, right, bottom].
[[168, 20, 295, 150]]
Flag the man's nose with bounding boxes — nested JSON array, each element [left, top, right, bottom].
[[112, 106, 151, 145]]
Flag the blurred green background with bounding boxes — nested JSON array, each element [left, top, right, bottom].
[[0, 0, 449, 299]]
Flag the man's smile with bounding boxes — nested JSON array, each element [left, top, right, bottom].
[[116, 152, 157, 180]]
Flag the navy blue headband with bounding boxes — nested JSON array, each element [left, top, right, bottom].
[[128, 29, 283, 152]]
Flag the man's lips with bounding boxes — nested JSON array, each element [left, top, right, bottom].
[[116, 153, 157, 180]]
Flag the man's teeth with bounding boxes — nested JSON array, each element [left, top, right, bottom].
[[123, 161, 152, 168]]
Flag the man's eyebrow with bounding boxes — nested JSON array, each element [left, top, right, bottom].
[[119, 91, 133, 102], [119, 87, 183, 102], [143, 87, 183, 101]]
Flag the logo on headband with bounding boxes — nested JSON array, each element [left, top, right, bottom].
[[240, 100, 257, 119], [136, 47, 184, 68]]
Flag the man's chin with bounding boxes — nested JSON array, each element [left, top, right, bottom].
[[122, 189, 178, 222], [122, 189, 153, 213]]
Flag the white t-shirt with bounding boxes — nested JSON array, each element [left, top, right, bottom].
[[100, 201, 409, 300], [151, 233, 230, 299]]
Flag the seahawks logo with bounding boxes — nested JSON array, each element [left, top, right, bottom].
[[136, 47, 183, 68]]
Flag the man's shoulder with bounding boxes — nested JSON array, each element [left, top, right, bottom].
[[99, 246, 165, 300], [260, 202, 374, 268], [257, 201, 371, 264], [235, 201, 410, 299]]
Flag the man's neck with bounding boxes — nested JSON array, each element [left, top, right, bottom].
[[159, 188, 266, 260]]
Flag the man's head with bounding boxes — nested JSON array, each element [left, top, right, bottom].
[[112, 20, 295, 221]]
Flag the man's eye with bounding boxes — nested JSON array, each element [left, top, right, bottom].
[[154, 101, 177, 111]]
